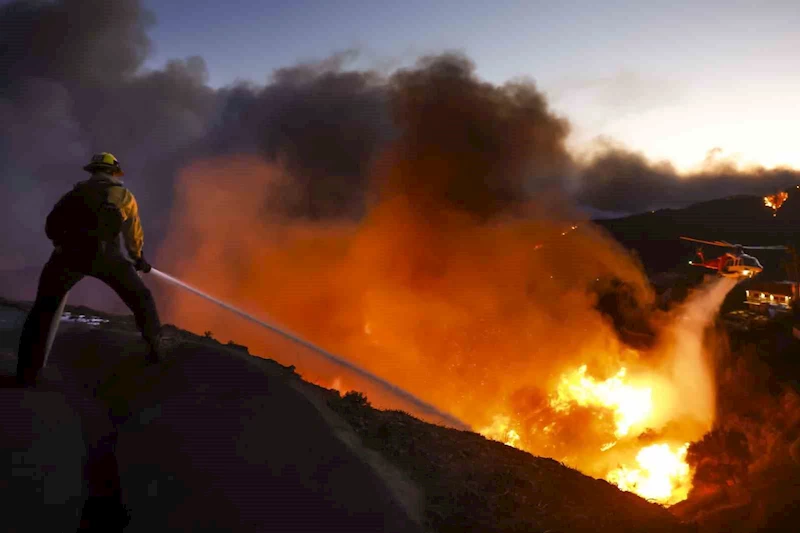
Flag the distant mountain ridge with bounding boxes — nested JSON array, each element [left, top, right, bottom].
[[595, 190, 800, 279]]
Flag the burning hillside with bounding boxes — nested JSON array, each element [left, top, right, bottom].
[[156, 56, 735, 506], [764, 191, 788, 215], [666, 319, 800, 532]]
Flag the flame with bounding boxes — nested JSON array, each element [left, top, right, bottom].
[[551, 365, 653, 438], [480, 362, 694, 505], [480, 415, 521, 448], [764, 191, 788, 215], [607, 443, 691, 504], [548, 361, 697, 504]]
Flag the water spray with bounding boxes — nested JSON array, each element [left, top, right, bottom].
[[150, 268, 471, 431], [42, 292, 69, 368]]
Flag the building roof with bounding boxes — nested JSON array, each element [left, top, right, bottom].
[[746, 281, 797, 297]]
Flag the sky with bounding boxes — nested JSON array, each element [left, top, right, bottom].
[[141, 0, 800, 172]]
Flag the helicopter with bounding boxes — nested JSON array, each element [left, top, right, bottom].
[[680, 236, 787, 279]]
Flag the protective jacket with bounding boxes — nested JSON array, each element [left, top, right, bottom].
[[46, 172, 145, 261]]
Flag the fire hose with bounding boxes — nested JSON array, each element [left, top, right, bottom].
[[150, 268, 470, 431]]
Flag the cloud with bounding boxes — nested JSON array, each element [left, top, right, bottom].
[[552, 71, 682, 115]]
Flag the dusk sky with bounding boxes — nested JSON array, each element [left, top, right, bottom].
[[140, 0, 800, 172]]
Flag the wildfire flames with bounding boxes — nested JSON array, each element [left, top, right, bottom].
[[155, 60, 736, 509], [479, 415, 522, 448], [551, 365, 653, 439], [764, 191, 788, 215], [482, 363, 695, 505], [607, 443, 690, 502]]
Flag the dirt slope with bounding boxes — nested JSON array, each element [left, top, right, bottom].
[[0, 304, 422, 532], [1, 301, 692, 532]]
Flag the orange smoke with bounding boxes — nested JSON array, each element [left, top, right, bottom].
[[157, 154, 650, 407], [155, 153, 731, 504]]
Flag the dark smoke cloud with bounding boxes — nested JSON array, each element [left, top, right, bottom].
[[380, 54, 571, 220], [1, 0, 799, 310], [205, 50, 393, 219], [0, 0, 151, 87], [577, 145, 800, 214], [0, 0, 392, 308], [0, 0, 217, 308]]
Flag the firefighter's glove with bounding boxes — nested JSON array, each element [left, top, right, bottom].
[[134, 256, 152, 273]]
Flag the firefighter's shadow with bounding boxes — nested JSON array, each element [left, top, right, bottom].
[[75, 413, 129, 531]]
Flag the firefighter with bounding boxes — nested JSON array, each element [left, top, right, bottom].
[[16, 152, 163, 386]]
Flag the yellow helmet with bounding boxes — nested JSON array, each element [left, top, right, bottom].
[[83, 152, 125, 176]]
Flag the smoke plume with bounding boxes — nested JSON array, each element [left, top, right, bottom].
[[577, 144, 800, 214], [152, 52, 741, 500], [0, 0, 214, 307], [3, 0, 800, 310]]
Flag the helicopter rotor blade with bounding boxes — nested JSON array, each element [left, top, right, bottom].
[[740, 245, 788, 250], [680, 237, 734, 248]]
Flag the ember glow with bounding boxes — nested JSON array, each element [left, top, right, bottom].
[[764, 191, 788, 215]]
